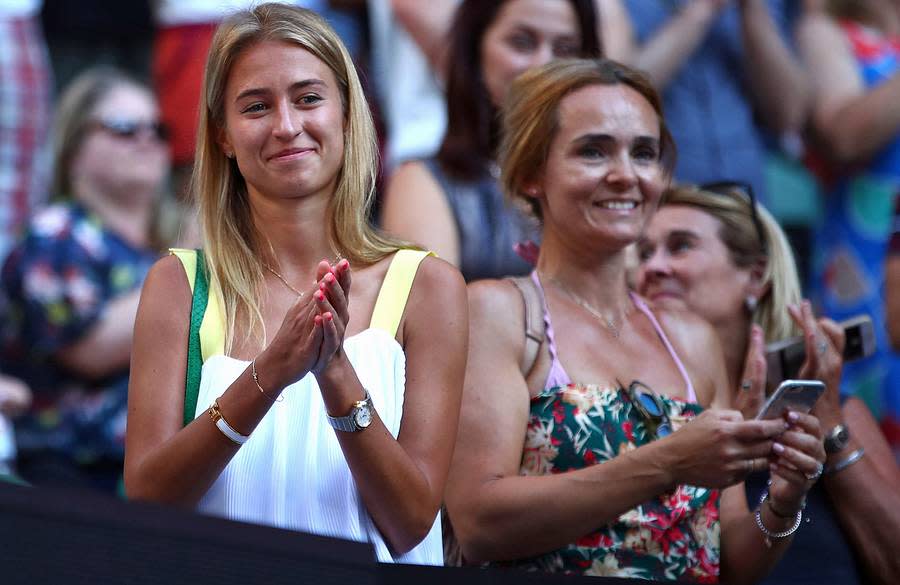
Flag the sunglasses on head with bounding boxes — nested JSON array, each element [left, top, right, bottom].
[[620, 379, 672, 439], [700, 181, 768, 258], [90, 118, 168, 142]]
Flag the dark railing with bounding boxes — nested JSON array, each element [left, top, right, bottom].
[[0, 483, 654, 584]]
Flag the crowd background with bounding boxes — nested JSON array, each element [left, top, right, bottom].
[[0, 0, 898, 579]]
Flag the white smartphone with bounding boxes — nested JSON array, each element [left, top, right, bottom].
[[765, 314, 876, 388], [755, 379, 826, 420]]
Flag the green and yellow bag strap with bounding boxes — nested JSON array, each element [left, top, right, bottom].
[[170, 248, 210, 426]]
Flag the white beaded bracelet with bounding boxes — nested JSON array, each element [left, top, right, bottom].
[[754, 488, 802, 548], [208, 399, 249, 445]]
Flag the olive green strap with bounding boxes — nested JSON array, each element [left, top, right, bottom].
[[184, 250, 209, 426]]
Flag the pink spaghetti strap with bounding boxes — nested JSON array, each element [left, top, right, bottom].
[[629, 292, 697, 404], [530, 271, 572, 388]]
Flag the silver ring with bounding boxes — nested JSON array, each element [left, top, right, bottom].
[[805, 461, 824, 482], [741, 380, 753, 391], [817, 340, 828, 356], [746, 459, 754, 474]]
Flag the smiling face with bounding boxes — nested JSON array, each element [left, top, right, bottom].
[[219, 40, 345, 203], [636, 205, 757, 325], [531, 83, 665, 252], [480, 0, 581, 107]]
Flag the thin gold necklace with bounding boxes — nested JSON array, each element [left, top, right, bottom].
[[264, 264, 304, 297], [543, 274, 631, 339]]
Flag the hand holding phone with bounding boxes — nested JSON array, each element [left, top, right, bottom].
[[755, 379, 826, 420], [765, 314, 875, 388]]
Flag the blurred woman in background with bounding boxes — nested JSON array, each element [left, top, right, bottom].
[[637, 184, 900, 584], [382, 0, 602, 281], [0, 67, 170, 493]]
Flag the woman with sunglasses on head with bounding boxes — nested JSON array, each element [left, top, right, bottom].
[[637, 184, 900, 584], [0, 67, 171, 493], [445, 58, 824, 581], [124, 4, 466, 564], [381, 0, 604, 282]]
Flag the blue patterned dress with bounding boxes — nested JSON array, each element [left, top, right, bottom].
[[0, 202, 158, 472]]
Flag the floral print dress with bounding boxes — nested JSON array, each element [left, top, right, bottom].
[[0, 202, 158, 466], [507, 383, 720, 582]]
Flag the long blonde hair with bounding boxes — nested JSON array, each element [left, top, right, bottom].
[[660, 185, 802, 342], [193, 3, 403, 350]]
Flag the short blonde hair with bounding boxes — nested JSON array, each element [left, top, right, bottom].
[[660, 185, 802, 342], [193, 3, 404, 349], [500, 58, 676, 220]]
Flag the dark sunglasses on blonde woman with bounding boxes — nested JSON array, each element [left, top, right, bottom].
[[700, 181, 769, 258], [90, 118, 169, 142]]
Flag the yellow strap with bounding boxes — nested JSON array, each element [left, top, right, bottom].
[[369, 249, 434, 337], [168, 248, 226, 362], [200, 283, 226, 361], [169, 248, 197, 293]]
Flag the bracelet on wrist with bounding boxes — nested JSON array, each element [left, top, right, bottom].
[[251, 358, 283, 403], [208, 399, 249, 445], [825, 447, 865, 475], [755, 488, 803, 548]]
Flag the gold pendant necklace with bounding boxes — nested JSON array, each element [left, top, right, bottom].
[[264, 264, 304, 298], [543, 274, 630, 339]]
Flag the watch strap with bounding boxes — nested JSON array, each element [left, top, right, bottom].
[[327, 392, 372, 433]]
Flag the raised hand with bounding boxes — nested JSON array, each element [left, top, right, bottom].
[[788, 300, 845, 429], [735, 324, 767, 419], [663, 409, 787, 489], [311, 259, 352, 376]]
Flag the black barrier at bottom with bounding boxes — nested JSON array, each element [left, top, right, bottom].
[[0, 483, 660, 584]]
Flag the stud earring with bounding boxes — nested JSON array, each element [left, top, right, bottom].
[[745, 294, 758, 313]]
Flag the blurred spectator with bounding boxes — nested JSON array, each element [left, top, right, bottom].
[[0, 67, 170, 493], [0, 0, 52, 261], [797, 0, 900, 455], [637, 184, 900, 585], [889, 195, 900, 351], [612, 0, 808, 204], [381, 0, 602, 281], [368, 0, 457, 170]]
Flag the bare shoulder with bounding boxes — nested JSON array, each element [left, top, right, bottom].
[[467, 278, 527, 349], [385, 160, 444, 203], [143, 254, 192, 307]]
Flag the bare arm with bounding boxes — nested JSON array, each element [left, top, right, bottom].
[[390, 0, 457, 76], [596, 0, 634, 62], [820, 398, 900, 584], [381, 161, 461, 267], [310, 257, 468, 554], [445, 281, 786, 563], [798, 12, 900, 165], [124, 256, 311, 505], [628, 0, 722, 88], [739, 0, 809, 133], [54, 288, 141, 380]]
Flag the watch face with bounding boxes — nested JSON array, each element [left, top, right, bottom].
[[355, 405, 373, 429]]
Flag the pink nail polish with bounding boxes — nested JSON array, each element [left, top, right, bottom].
[[773, 442, 785, 453]]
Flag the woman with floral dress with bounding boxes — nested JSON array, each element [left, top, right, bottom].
[[0, 67, 170, 492], [445, 59, 825, 582]]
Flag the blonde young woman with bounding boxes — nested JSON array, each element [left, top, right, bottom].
[[124, 4, 467, 564], [637, 184, 900, 584], [446, 59, 824, 581]]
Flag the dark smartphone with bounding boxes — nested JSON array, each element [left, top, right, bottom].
[[755, 379, 825, 420], [765, 314, 876, 387]]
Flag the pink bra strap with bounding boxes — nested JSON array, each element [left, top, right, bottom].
[[530, 271, 573, 389], [629, 292, 697, 404]]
